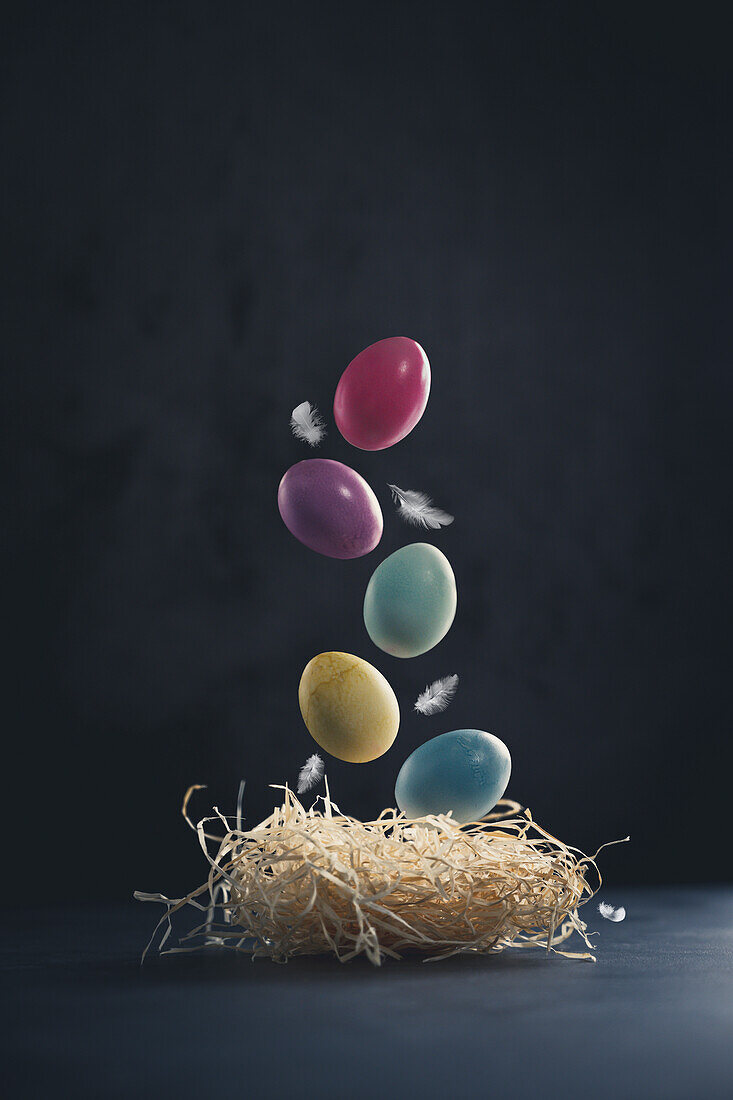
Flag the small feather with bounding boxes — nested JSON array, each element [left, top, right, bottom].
[[414, 674, 459, 716], [388, 484, 454, 529], [290, 401, 326, 446], [297, 753, 325, 794], [598, 902, 626, 922]]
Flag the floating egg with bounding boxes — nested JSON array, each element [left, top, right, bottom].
[[298, 651, 400, 763], [278, 458, 383, 559], [363, 543, 457, 658], [395, 729, 511, 823], [334, 337, 431, 450]]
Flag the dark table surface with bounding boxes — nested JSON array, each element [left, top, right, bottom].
[[4, 887, 732, 1100]]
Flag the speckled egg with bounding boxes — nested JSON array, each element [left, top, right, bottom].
[[298, 651, 400, 763], [363, 543, 457, 658], [278, 458, 383, 559], [333, 337, 431, 450], [395, 729, 511, 823]]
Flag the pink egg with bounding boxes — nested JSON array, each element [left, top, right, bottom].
[[333, 337, 431, 450]]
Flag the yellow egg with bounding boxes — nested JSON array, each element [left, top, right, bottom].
[[298, 651, 400, 763]]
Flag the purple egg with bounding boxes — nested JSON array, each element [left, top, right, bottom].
[[278, 459, 383, 559]]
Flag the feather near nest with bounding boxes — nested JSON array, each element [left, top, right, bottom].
[[598, 902, 626, 922], [414, 674, 459, 715], [297, 754, 325, 794]]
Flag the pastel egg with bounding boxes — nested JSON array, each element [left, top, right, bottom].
[[278, 459, 383, 559], [334, 337, 431, 451], [298, 651, 400, 763], [395, 729, 511, 823], [363, 543, 457, 658]]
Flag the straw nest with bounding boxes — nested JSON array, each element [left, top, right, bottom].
[[136, 784, 625, 966]]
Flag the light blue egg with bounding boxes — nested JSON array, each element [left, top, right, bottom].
[[363, 542, 457, 658], [395, 729, 511, 823]]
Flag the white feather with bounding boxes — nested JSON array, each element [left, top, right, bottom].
[[414, 674, 459, 716], [598, 902, 626, 922], [297, 753, 325, 794], [290, 401, 326, 446], [388, 484, 454, 529]]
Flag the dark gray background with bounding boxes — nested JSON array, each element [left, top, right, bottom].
[[3, 2, 730, 902]]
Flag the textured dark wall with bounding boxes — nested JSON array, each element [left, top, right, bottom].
[[3, 3, 730, 900]]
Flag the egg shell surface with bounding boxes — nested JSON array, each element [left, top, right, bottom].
[[278, 458, 383, 559], [395, 729, 511, 823], [298, 651, 400, 763], [333, 337, 431, 450], [363, 542, 457, 658]]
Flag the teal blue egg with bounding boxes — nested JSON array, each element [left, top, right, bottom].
[[395, 729, 511, 823], [363, 543, 457, 658]]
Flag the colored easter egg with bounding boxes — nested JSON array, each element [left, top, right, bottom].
[[363, 543, 457, 658], [278, 458, 383, 559], [395, 729, 511, 823], [298, 651, 400, 763], [334, 337, 431, 450]]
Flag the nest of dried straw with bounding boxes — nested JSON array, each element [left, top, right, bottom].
[[137, 784, 624, 966]]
